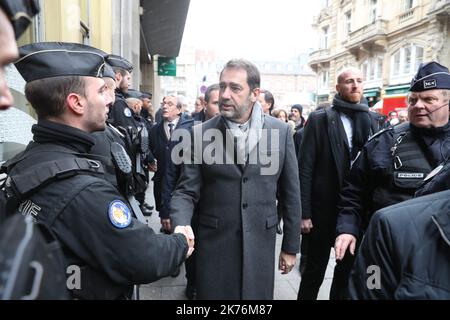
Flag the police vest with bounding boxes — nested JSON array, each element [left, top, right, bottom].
[[1, 144, 132, 299], [371, 123, 433, 213]]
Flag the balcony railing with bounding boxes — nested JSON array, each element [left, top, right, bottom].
[[309, 48, 331, 63], [399, 8, 415, 23], [346, 19, 388, 48]]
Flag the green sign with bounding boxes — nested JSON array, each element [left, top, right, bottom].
[[363, 88, 380, 98], [385, 84, 409, 95], [158, 57, 176, 76]]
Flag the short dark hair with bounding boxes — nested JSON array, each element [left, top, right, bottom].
[[25, 76, 86, 119], [112, 67, 129, 77], [204, 84, 220, 103], [260, 89, 275, 111], [220, 59, 260, 91]]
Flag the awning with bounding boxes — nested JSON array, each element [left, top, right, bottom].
[[363, 87, 381, 97], [140, 0, 191, 58], [385, 84, 410, 96]]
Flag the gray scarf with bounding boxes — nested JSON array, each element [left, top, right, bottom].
[[225, 101, 265, 164], [333, 94, 371, 158]]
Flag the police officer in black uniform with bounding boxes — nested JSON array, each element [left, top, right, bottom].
[[5, 42, 194, 299], [335, 61, 450, 273], [106, 54, 136, 128], [88, 59, 128, 187], [0, 0, 70, 301], [105, 55, 154, 215]]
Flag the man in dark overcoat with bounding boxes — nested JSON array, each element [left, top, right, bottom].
[[298, 67, 384, 300]]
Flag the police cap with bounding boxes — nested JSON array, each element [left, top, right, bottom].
[[126, 89, 143, 99], [409, 61, 450, 92], [106, 54, 133, 73], [103, 64, 116, 80], [65, 44, 115, 80], [15, 42, 107, 82], [0, 0, 40, 39], [141, 92, 152, 99]]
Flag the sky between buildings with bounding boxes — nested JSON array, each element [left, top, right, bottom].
[[182, 0, 322, 61]]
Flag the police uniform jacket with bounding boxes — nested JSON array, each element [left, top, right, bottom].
[[170, 112, 301, 300], [6, 121, 188, 299], [108, 90, 138, 129], [336, 122, 450, 238], [90, 123, 127, 188], [348, 190, 450, 299]]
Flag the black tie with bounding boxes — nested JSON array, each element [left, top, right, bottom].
[[168, 122, 174, 139]]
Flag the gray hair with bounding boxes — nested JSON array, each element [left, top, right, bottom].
[[125, 97, 142, 108]]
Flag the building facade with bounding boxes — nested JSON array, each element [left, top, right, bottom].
[[309, 0, 450, 114], [1, 0, 190, 162]]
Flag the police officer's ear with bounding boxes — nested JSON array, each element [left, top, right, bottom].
[[66, 91, 86, 116], [115, 72, 122, 84]]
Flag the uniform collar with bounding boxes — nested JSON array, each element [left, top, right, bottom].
[[32, 120, 96, 153]]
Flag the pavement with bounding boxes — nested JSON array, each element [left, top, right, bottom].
[[139, 185, 336, 300]]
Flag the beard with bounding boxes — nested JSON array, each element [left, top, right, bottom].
[[219, 95, 253, 121], [120, 80, 129, 93], [86, 101, 107, 132]]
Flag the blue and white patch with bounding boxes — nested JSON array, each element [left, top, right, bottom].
[[124, 108, 132, 118], [108, 200, 132, 228]]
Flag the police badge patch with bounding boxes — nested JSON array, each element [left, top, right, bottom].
[[108, 200, 132, 228], [124, 108, 132, 117], [423, 79, 437, 89]]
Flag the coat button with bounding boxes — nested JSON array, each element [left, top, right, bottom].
[[242, 203, 248, 209], [243, 177, 248, 183]]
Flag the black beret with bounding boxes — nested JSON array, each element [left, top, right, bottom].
[[291, 104, 303, 113], [409, 61, 450, 92], [15, 42, 107, 82], [0, 0, 40, 39], [106, 54, 133, 73]]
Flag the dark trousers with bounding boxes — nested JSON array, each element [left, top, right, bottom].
[[329, 250, 356, 300], [297, 224, 357, 300], [135, 192, 145, 205], [185, 250, 196, 285], [185, 216, 198, 287], [299, 233, 309, 275], [297, 225, 332, 300]]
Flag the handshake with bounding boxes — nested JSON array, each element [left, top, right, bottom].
[[174, 225, 195, 258]]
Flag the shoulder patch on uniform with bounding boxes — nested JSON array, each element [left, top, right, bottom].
[[314, 108, 326, 115], [108, 200, 132, 228], [368, 127, 393, 142], [124, 108, 132, 118]]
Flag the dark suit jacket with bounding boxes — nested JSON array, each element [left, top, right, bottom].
[[170, 114, 301, 299], [149, 114, 194, 212], [299, 107, 383, 243]]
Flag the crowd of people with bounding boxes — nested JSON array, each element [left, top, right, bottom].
[[1, 0, 450, 301]]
